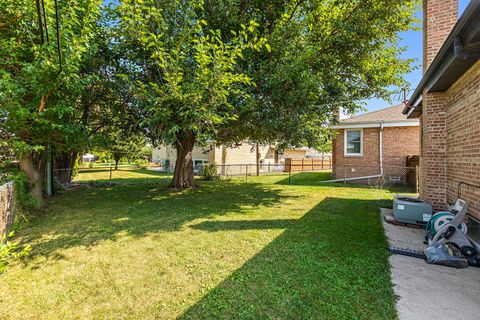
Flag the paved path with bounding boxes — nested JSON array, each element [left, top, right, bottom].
[[382, 208, 480, 320]]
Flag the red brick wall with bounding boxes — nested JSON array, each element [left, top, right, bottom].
[[419, 93, 448, 211], [423, 0, 458, 72], [383, 127, 420, 167], [333, 126, 419, 179], [445, 61, 480, 219]]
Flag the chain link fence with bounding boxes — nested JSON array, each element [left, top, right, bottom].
[[0, 182, 14, 242], [335, 165, 418, 190], [52, 160, 333, 188]]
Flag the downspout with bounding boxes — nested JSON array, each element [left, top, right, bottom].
[[324, 122, 384, 183], [379, 122, 384, 176]]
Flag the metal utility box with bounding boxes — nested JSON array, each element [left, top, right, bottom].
[[393, 196, 433, 225]]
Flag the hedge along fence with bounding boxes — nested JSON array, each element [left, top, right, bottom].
[[0, 182, 14, 243]]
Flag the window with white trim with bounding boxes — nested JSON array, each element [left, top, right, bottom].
[[193, 159, 208, 166], [344, 129, 363, 156]]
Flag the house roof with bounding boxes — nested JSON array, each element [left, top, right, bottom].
[[332, 104, 419, 129], [404, 0, 480, 118]]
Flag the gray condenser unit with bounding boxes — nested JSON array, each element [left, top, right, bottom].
[[393, 196, 433, 225]]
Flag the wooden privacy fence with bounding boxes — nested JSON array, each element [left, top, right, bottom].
[[284, 157, 332, 172], [0, 182, 14, 242]]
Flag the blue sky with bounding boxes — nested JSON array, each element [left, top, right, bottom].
[[359, 0, 471, 115]]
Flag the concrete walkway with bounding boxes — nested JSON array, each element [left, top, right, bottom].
[[382, 208, 480, 320]]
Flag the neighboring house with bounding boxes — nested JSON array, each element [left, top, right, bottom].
[[403, 0, 480, 224], [152, 143, 310, 167], [81, 154, 95, 163], [331, 104, 420, 182]]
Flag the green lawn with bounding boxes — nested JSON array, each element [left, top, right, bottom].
[[0, 172, 403, 319], [74, 167, 171, 185]]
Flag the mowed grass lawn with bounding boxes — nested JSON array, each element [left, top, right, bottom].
[[0, 172, 401, 319]]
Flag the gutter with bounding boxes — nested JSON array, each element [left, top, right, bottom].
[[325, 122, 384, 183], [404, 0, 480, 116]]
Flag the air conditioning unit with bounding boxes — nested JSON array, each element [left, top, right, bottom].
[[393, 196, 433, 225]]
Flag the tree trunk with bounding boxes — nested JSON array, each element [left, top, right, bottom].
[[19, 152, 44, 206], [114, 156, 120, 170], [53, 151, 78, 186], [170, 133, 196, 189]]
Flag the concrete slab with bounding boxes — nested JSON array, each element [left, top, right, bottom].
[[381, 208, 480, 320]]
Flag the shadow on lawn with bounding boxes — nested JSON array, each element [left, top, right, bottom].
[[180, 196, 396, 320], [21, 181, 292, 265]]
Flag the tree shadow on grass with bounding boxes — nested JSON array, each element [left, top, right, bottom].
[[180, 197, 396, 320], [20, 181, 293, 266]]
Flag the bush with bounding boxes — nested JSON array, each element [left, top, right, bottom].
[[200, 164, 220, 181], [135, 159, 149, 168], [0, 232, 31, 273]]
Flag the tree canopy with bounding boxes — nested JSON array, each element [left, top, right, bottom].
[[117, 0, 417, 187], [1, 0, 419, 195]]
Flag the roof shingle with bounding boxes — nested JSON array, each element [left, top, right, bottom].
[[340, 104, 411, 124]]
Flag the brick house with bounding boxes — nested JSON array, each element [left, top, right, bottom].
[[331, 104, 420, 182], [403, 0, 480, 224]]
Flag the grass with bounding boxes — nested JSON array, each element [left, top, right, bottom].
[[74, 167, 171, 185], [0, 172, 406, 319]]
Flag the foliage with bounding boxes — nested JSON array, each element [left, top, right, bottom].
[[119, 0, 267, 145], [200, 164, 220, 181], [134, 159, 149, 169], [0, 0, 141, 198], [0, 166, 39, 220], [0, 0, 104, 156], [205, 0, 418, 149], [0, 232, 31, 273], [116, 0, 417, 187]]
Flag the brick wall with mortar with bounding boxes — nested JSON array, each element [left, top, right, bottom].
[[419, 93, 448, 211], [332, 126, 419, 179], [445, 61, 480, 219], [423, 0, 459, 72], [419, 0, 458, 211]]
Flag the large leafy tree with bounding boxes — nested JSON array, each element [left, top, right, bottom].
[[0, 0, 105, 203], [119, 0, 268, 188], [0, 1, 136, 202], [119, 0, 417, 188]]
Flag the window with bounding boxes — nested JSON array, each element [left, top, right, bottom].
[[344, 129, 363, 156], [193, 159, 208, 166]]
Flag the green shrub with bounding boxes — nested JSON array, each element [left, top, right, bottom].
[[135, 159, 149, 168], [0, 168, 38, 221], [200, 164, 220, 181], [0, 232, 31, 273]]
